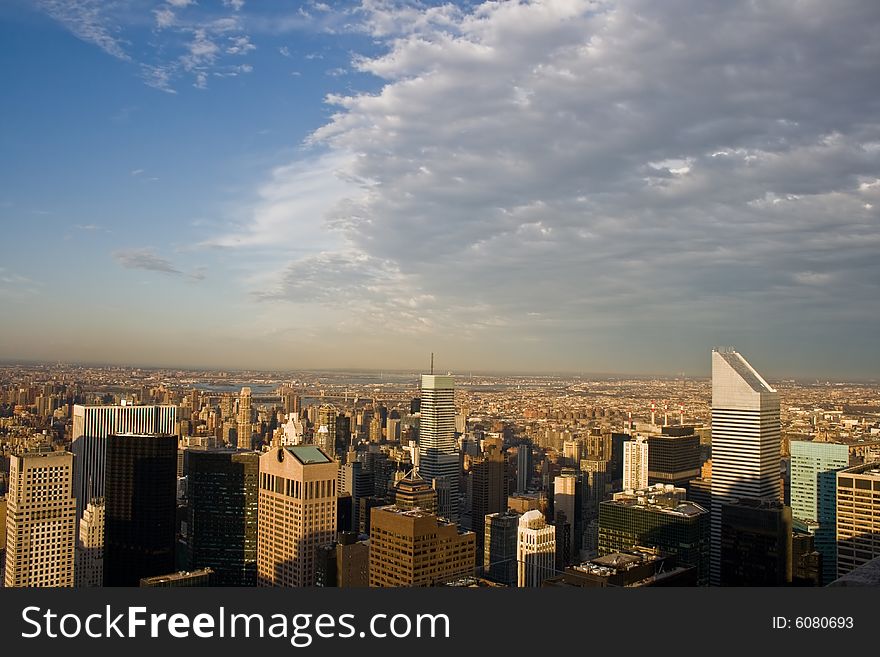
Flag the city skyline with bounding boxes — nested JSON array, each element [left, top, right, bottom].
[[2, 0, 879, 378]]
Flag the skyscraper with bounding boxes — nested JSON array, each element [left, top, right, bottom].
[[257, 445, 338, 587], [623, 436, 649, 491], [516, 510, 556, 587], [103, 433, 178, 586], [71, 403, 177, 518], [516, 443, 533, 493], [789, 440, 849, 584], [835, 462, 880, 579], [710, 349, 781, 586], [338, 458, 374, 533], [719, 498, 792, 586], [4, 450, 76, 588], [647, 427, 702, 487], [470, 442, 507, 556], [75, 498, 105, 588], [417, 374, 459, 520], [553, 473, 579, 560], [484, 511, 520, 586], [237, 387, 252, 450], [185, 449, 259, 586], [317, 404, 338, 456]]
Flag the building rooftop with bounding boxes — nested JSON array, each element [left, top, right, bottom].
[[139, 568, 214, 585], [838, 462, 880, 478], [606, 486, 707, 518], [286, 445, 332, 464], [715, 350, 776, 394]]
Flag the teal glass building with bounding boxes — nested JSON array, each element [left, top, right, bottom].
[[789, 440, 848, 584]]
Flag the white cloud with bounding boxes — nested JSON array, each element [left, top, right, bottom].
[[226, 35, 256, 55], [221, 0, 880, 360], [37, 0, 258, 92], [37, 0, 131, 60], [154, 7, 176, 29]]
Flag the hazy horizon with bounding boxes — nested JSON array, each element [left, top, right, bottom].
[[2, 1, 878, 379]]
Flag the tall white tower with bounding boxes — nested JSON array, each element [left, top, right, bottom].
[[710, 348, 781, 585], [516, 510, 556, 587], [623, 436, 649, 491], [418, 374, 460, 521]]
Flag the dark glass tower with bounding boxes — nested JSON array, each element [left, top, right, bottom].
[[104, 433, 177, 586], [185, 449, 259, 586]]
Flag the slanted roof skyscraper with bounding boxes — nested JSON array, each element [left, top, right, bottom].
[[710, 349, 781, 586]]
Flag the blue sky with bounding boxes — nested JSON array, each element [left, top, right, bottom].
[[1, 1, 879, 378]]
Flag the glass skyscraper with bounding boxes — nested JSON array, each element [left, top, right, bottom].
[[790, 440, 848, 584]]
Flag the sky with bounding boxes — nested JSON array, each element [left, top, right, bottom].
[[0, 0, 879, 379]]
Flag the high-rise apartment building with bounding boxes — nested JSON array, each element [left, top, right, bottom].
[[484, 511, 520, 586], [185, 449, 259, 586], [623, 436, 649, 491], [836, 463, 880, 578], [71, 403, 177, 518], [516, 510, 556, 587], [4, 450, 76, 588], [418, 374, 460, 521], [369, 505, 475, 587], [237, 387, 252, 450], [790, 440, 849, 584], [104, 434, 178, 586], [75, 497, 105, 587], [257, 445, 338, 587], [710, 349, 781, 586]]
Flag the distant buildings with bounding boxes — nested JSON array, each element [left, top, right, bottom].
[[237, 388, 252, 450], [4, 450, 76, 588], [317, 404, 337, 456], [836, 462, 880, 578], [369, 505, 475, 587], [103, 433, 178, 586], [516, 509, 556, 587], [257, 445, 338, 587], [710, 349, 781, 586]]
